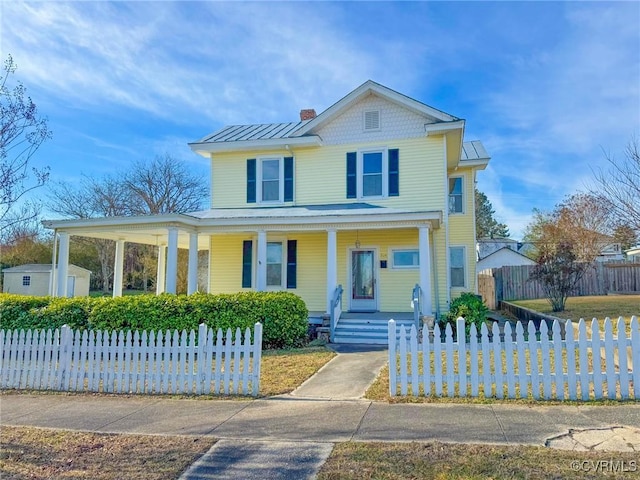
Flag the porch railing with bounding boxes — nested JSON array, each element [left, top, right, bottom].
[[411, 283, 422, 330], [330, 284, 343, 342]]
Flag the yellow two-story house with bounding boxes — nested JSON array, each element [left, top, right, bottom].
[[44, 81, 489, 343]]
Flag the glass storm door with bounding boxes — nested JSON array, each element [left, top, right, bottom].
[[350, 250, 377, 311]]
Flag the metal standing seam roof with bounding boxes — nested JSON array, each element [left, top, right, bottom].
[[198, 120, 312, 143], [461, 140, 490, 161]]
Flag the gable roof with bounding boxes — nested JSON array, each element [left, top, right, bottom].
[[2, 263, 92, 274], [189, 80, 466, 156], [293, 80, 461, 136]]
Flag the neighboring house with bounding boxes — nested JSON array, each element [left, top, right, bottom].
[[625, 245, 640, 262], [42, 80, 490, 342], [2, 264, 91, 297], [477, 237, 522, 260], [477, 247, 536, 272]]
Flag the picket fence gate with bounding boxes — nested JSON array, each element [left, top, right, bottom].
[[0, 323, 262, 396], [388, 316, 640, 401]]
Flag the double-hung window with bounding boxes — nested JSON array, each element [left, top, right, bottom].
[[346, 148, 399, 199], [247, 157, 294, 204], [449, 177, 463, 214], [259, 158, 283, 203], [362, 151, 384, 197], [266, 242, 284, 287], [449, 246, 466, 287]]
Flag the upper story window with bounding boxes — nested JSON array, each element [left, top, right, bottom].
[[22, 275, 31, 286], [247, 157, 294, 204], [346, 148, 399, 200], [449, 177, 464, 214], [260, 158, 282, 203]]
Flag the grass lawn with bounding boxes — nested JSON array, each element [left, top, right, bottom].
[[0, 426, 214, 480], [260, 346, 336, 396], [318, 441, 639, 479], [512, 295, 639, 322]]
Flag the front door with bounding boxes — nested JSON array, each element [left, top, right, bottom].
[[350, 249, 377, 311]]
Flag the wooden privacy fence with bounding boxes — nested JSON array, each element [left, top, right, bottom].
[[0, 323, 262, 396], [479, 262, 640, 304], [388, 317, 640, 401]]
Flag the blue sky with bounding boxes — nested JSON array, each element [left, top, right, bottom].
[[2, 1, 639, 238]]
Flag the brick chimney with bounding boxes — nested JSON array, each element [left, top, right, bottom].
[[300, 109, 317, 121]]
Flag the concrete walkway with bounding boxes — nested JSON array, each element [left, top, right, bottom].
[[1, 344, 639, 479], [290, 344, 388, 400]]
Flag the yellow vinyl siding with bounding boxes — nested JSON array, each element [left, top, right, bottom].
[[448, 167, 477, 296], [295, 232, 327, 311], [210, 137, 446, 210], [209, 234, 247, 293]]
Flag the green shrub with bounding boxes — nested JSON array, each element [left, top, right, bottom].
[[0, 294, 50, 330], [0, 291, 309, 349], [439, 292, 489, 338]]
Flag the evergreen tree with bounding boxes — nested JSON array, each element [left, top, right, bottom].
[[475, 189, 509, 239]]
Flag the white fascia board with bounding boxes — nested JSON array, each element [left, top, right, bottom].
[[198, 210, 442, 231], [188, 135, 321, 156], [459, 158, 490, 170], [424, 120, 465, 136], [295, 80, 459, 136], [42, 213, 201, 231]]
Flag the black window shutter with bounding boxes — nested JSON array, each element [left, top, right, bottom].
[[286, 240, 297, 289], [246, 159, 256, 203], [242, 240, 253, 288], [346, 152, 357, 199], [388, 148, 399, 196], [284, 156, 294, 202]]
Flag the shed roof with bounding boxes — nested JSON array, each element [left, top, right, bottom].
[[2, 264, 92, 274]]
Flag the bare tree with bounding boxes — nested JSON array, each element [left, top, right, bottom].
[[0, 54, 52, 231], [590, 137, 640, 237], [124, 154, 208, 214]]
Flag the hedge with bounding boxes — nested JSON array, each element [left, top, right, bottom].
[[0, 292, 309, 349]]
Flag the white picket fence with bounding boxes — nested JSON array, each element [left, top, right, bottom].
[[388, 316, 640, 400], [0, 323, 262, 396]]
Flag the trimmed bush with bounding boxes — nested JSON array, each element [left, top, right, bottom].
[[0, 291, 308, 349], [438, 292, 489, 338]]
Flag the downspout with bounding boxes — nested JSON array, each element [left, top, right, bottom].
[[443, 135, 451, 309]]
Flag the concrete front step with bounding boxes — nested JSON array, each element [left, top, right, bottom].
[[333, 317, 417, 344]]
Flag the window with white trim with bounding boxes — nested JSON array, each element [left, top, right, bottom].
[[259, 157, 283, 203], [357, 149, 388, 198], [450, 246, 466, 287], [391, 249, 419, 269], [22, 275, 31, 286], [266, 241, 284, 287], [449, 177, 464, 214]]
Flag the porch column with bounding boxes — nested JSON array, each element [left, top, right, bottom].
[[112, 239, 125, 297], [419, 225, 433, 315], [166, 227, 179, 294], [256, 230, 267, 291], [326, 229, 337, 313], [187, 232, 198, 295], [49, 230, 58, 296], [55, 232, 70, 298], [156, 245, 166, 294]]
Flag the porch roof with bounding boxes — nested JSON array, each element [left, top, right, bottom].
[[42, 204, 442, 249]]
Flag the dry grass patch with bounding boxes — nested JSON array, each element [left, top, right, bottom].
[[259, 346, 336, 396], [0, 426, 214, 480], [318, 441, 639, 479]]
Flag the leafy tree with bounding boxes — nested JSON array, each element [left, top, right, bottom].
[[612, 224, 638, 252], [590, 137, 640, 238], [46, 155, 208, 293], [523, 193, 611, 263], [0, 54, 52, 232], [529, 242, 591, 312], [475, 189, 509, 239]]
